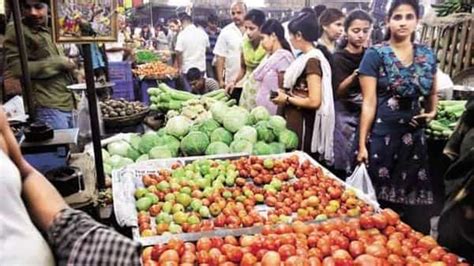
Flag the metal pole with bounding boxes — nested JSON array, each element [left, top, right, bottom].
[[10, 0, 36, 121], [82, 44, 106, 190]]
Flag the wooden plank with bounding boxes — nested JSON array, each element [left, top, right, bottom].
[[464, 19, 473, 70], [455, 20, 469, 74], [434, 26, 442, 60], [446, 24, 459, 77], [421, 25, 427, 45], [429, 26, 436, 47], [439, 26, 452, 72]]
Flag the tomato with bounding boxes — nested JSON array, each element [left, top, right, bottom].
[[167, 239, 184, 256], [348, 241, 365, 258], [285, 255, 309, 266], [279, 233, 296, 246], [322, 256, 336, 266], [208, 248, 222, 265], [210, 237, 224, 249], [158, 250, 179, 263], [225, 246, 243, 263], [224, 235, 239, 246], [308, 256, 322, 266], [395, 222, 412, 235], [278, 244, 297, 261], [381, 208, 400, 225], [441, 253, 459, 266], [429, 246, 447, 261], [262, 251, 282, 266], [385, 239, 403, 256], [180, 251, 196, 264], [142, 246, 153, 262], [332, 249, 352, 261], [353, 254, 382, 266], [417, 236, 438, 250], [197, 237, 212, 252], [365, 244, 389, 259], [359, 215, 375, 229], [240, 253, 258, 266], [261, 225, 274, 235], [316, 238, 331, 256], [292, 221, 311, 235], [308, 235, 319, 248]]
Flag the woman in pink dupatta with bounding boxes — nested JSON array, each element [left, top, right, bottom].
[[253, 19, 294, 115]]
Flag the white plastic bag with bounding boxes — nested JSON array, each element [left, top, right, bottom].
[[346, 163, 378, 203]]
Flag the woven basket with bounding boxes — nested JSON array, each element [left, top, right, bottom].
[[103, 108, 149, 128]]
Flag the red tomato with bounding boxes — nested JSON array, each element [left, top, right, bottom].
[[353, 254, 382, 266], [442, 253, 459, 266], [197, 237, 212, 252], [429, 246, 447, 261], [381, 208, 400, 225], [262, 251, 281, 266], [278, 244, 297, 261], [365, 244, 389, 259], [167, 239, 184, 256], [158, 250, 179, 263], [240, 253, 258, 266], [348, 241, 365, 258]]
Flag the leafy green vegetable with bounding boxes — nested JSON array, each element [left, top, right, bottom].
[[138, 133, 160, 154], [210, 127, 233, 145], [107, 141, 131, 157], [127, 147, 141, 161], [149, 146, 173, 159], [253, 142, 273, 155], [269, 142, 286, 154], [165, 116, 192, 138], [234, 126, 258, 144], [230, 140, 253, 154], [102, 149, 110, 161], [205, 142, 231, 155], [255, 121, 276, 143], [278, 129, 299, 150], [180, 131, 210, 156], [155, 134, 180, 157], [103, 163, 112, 175], [199, 119, 221, 137], [210, 101, 229, 124], [269, 115, 287, 134], [129, 134, 141, 150], [251, 106, 270, 122], [136, 154, 150, 162], [223, 106, 250, 133]]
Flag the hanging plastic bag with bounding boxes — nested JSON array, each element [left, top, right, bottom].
[[346, 163, 378, 204]]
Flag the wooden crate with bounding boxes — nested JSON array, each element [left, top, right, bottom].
[[420, 13, 473, 79]]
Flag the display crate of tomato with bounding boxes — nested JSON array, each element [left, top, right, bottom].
[[113, 152, 379, 245], [141, 210, 469, 266]]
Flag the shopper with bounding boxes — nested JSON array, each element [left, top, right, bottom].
[[105, 16, 131, 63], [205, 14, 221, 79], [140, 24, 152, 48], [214, 1, 247, 98], [167, 17, 181, 65], [186, 67, 219, 95], [318, 8, 345, 53], [0, 106, 141, 265], [253, 19, 294, 115], [175, 12, 210, 76], [227, 9, 266, 110], [4, 0, 76, 129], [153, 23, 169, 51], [332, 10, 373, 176], [272, 12, 335, 164], [356, 0, 438, 234]]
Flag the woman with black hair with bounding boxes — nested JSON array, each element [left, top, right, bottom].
[[272, 12, 335, 164], [357, 0, 438, 233], [226, 9, 266, 109], [318, 8, 345, 53], [332, 10, 373, 175], [252, 19, 294, 115]]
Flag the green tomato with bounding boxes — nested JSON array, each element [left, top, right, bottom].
[[162, 202, 173, 213]]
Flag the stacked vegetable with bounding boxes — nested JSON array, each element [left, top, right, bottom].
[[100, 99, 147, 119], [133, 62, 178, 79], [147, 83, 233, 113], [426, 100, 466, 140], [135, 50, 161, 64]]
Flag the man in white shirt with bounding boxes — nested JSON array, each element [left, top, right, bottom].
[[175, 12, 210, 74], [213, 1, 246, 99]]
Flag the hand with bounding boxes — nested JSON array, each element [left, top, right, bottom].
[[225, 82, 235, 95], [61, 57, 76, 71], [409, 112, 435, 128], [271, 89, 288, 106], [219, 81, 225, 90], [357, 146, 369, 164]]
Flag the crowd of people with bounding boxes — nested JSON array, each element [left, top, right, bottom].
[[1, 0, 473, 264]]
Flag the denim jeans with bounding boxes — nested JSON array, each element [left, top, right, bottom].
[[36, 107, 74, 130]]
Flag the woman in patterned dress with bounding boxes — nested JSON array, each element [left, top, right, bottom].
[[356, 0, 438, 233]]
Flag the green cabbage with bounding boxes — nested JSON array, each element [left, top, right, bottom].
[[253, 141, 273, 155], [210, 127, 233, 145], [103, 163, 112, 175], [102, 149, 110, 161], [223, 107, 250, 133], [127, 147, 141, 161], [138, 133, 159, 154], [278, 129, 299, 150], [136, 154, 150, 162], [129, 134, 141, 150], [205, 142, 231, 155], [149, 146, 173, 159], [269, 115, 287, 134], [165, 115, 192, 138], [234, 126, 258, 144], [155, 134, 180, 156], [106, 154, 123, 168], [107, 141, 131, 157], [251, 106, 270, 122], [269, 142, 286, 154], [199, 119, 221, 137], [210, 101, 229, 124], [180, 131, 210, 156], [255, 121, 276, 143], [230, 140, 253, 154]]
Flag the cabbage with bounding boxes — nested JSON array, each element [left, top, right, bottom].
[[205, 142, 231, 155], [253, 141, 273, 155], [180, 131, 210, 156], [278, 129, 299, 150], [165, 116, 192, 138], [156, 128, 167, 136], [255, 121, 276, 143], [103, 163, 112, 175], [127, 147, 141, 161], [155, 134, 180, 156], [210, 127, 233, 145], [106, 154, 123, 168], [269, 115, 287, 134], [270, 142, 286, 154], [129, 134, 141, 150], [210, 101, 229, 123], [223, 107, 250, 133], [199, 119, 221, 137], [120, 158, 135, 168], [102, 149, 110, 161], [107, 141, 131, 157], [138, 133, 159, 154], [136, 154, 150, 162], [234, 126, 258, 144], [251, 106, 270, 122], [230, 140, 253, 154], [149, 146, 173, 159]]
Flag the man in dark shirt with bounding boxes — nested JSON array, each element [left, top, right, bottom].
[[205, 14, 220, 79], [4, 0, 76, 129]]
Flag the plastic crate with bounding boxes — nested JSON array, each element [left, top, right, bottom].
[[108, 62, 133, 82], [112, 80, 135, 101]]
